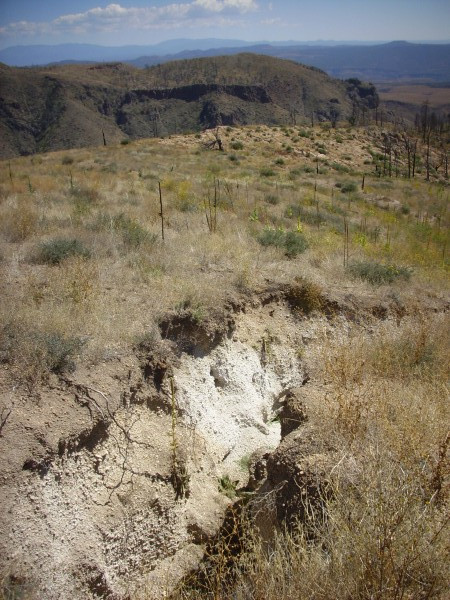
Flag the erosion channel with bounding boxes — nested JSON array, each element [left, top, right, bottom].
[[0, 286, 441, 599]]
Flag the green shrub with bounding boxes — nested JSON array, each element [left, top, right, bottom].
[[70, 186, 99, 203], [95, 213, 156, 249], [286, 204, 344, 231], [218, 474, 238, 499], [283, 231, 309, 257], [258, 228, 309, 258], [286, 204, 324, 228], [264, 194, 279, 205], [178, 199, 198, 213], [331, 162, 350, 173], [70, 186, 99, 216], [114, 214, 155, 249], [258, 228, 285, 248], [231, 141, 244, 150], [61, 155, 74, 165], [1, 327, 85, 378], [260, 167, 276, 177], [121, 139, 130, 145], [339, 181, 357, 194], [275, 158, 285, 165], [349, 261, 412, 285], [36, 238, 91, 265], [102, 163, 118, 173]]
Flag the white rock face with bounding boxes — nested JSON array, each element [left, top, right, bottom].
[[1, 301, 311, 599], [175, 338, 284, 479]]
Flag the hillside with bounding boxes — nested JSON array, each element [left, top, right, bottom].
[[0, 122, 448, 599], [0, 54, 378, 158]]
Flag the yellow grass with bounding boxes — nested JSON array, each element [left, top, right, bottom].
[[0, 124, 448, 380]]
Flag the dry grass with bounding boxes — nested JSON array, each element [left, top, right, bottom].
[[0, 124, 448, 385]]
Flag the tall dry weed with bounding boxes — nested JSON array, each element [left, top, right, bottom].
[[0, 198, 38, 242]]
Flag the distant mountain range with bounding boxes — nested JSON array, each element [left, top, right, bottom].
[[128, 41, 450, 83], [0, 40, 256, 66], [0, 53, 378, 158], [1, 40, 450, 82]]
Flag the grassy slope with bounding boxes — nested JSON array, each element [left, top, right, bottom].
[[0, 121, 448, 376]]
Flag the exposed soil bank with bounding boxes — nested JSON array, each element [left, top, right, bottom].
[[0, 287, 447, 599]]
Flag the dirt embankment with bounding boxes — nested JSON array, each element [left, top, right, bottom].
[[0, 284, 447, 599]]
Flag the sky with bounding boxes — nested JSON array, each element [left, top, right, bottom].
[[0, 0, 449, 49]]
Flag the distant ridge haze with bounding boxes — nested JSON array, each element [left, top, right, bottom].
[[0, 40, 258, 65], [0, 40, 449, 83]]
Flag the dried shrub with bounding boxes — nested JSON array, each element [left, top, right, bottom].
[[370, 323, 445, 380], [1, 325, 85, 388], [172, 318, 448, 600], [60, 256, 98, 304], [286, 277, 324, 314], [0, 200, 38, 242], [69, 186, 100, 216]]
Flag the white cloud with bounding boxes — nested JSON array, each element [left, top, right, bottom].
[[193, 0, 257, 12], [261, 17, 281, 25], [0, 1, 259, 37]]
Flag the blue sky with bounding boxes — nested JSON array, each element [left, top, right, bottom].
[[0, 1, 449, 48]]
